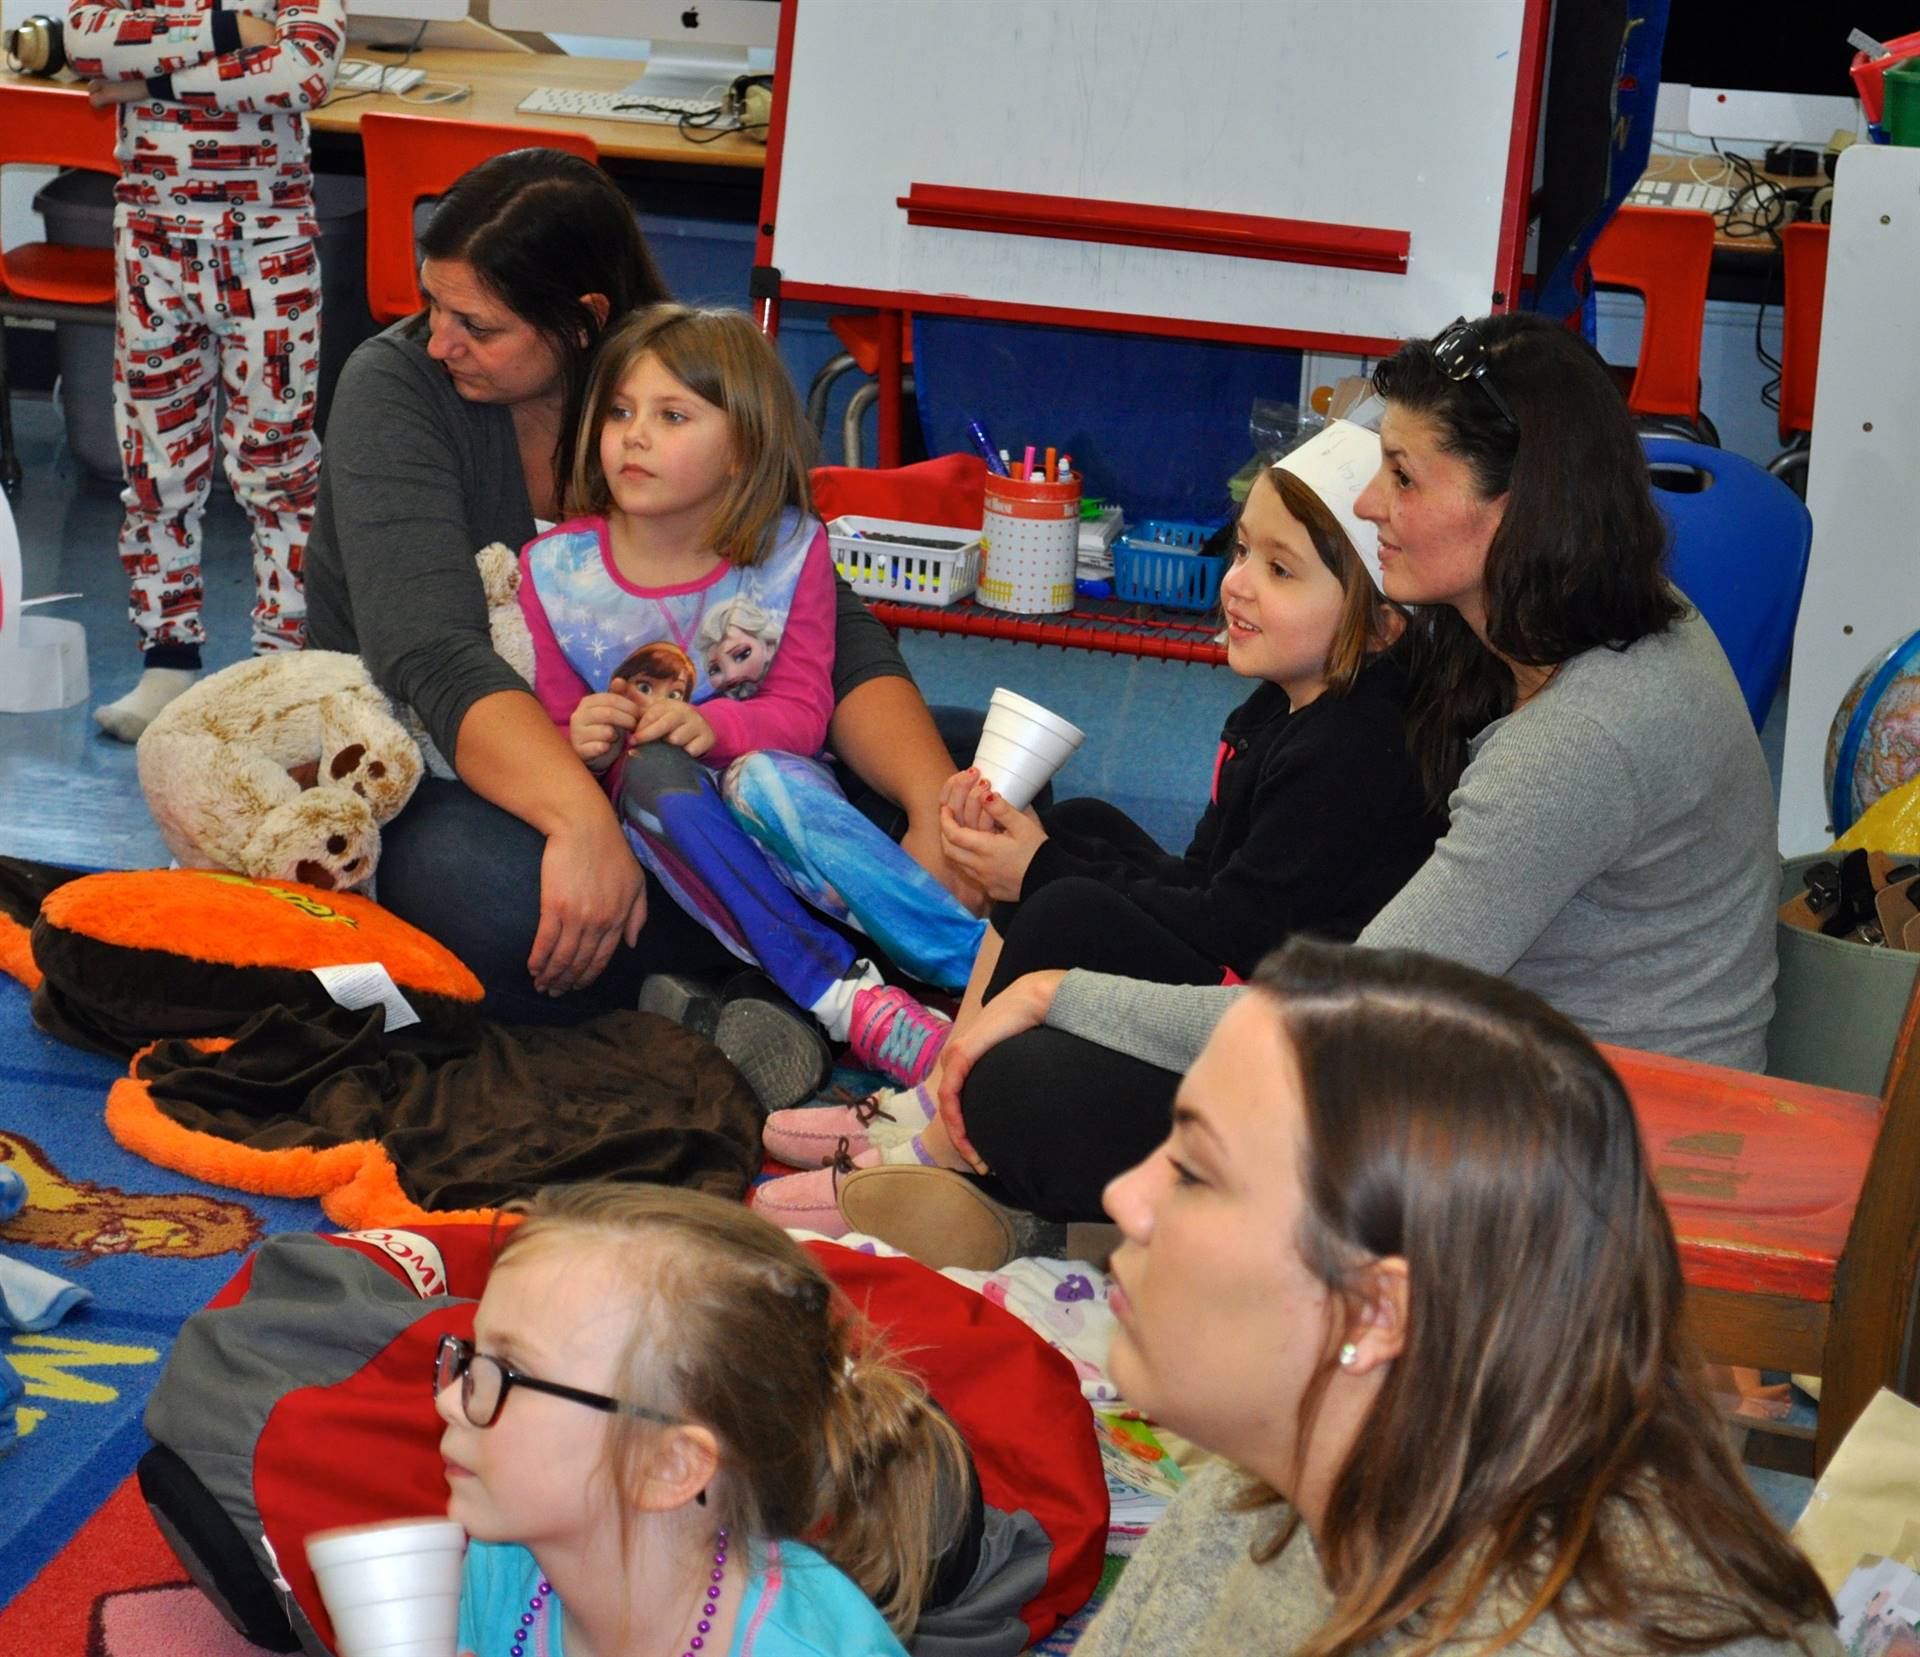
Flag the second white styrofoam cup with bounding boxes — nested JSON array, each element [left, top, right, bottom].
[[306, 1518, 466, 1657]]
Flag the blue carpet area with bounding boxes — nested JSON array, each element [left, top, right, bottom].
[[0, 973, 326, 1606]]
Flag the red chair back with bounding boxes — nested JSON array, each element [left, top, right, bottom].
[[360, 113, 599, 325], [1777, 222, 1830, 444], [1587, 205, 1715, 422], [0, 83, 118, 304]]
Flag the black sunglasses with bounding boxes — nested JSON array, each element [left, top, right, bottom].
[[1432, 317, 1519, 431], [434, 1333, 681, 1430]]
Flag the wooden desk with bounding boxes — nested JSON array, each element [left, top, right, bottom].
[[0, 53, 766, 174], [1633, 152, 1830, 305], [1638, 153, 1824, 254], [311, 48, 767, 173]]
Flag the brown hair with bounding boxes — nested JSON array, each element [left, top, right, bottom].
[[1243, 938, 1834, 1657], [494, 1183, 971, 1635], [1258, 465, 1400, 697], [1370, 313, 1684, 804], [566, 305, 814, 565], [611, 639, 695, 698], [416, 149, 670, 504]]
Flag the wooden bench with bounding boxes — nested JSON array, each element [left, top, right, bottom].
[[1607, 979, 1920, 1470]]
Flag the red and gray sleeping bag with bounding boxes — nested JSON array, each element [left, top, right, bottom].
[[140, 1225, 1107, 1657]]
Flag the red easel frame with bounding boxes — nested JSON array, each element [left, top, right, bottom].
[[754, 0, 1551, 470]]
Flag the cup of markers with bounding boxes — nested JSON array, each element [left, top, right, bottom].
[[967, 422, 1081, 615]]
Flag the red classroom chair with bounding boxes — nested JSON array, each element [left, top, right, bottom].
[[0, 82, 120, 491], [1587, 204, 1718, 442], [805, 312, 917, 468], [1768, 222, 1830, 497], [360, 112, 599, 326]]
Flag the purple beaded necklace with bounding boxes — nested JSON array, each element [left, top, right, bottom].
[[509, 1527, 729, 1657]]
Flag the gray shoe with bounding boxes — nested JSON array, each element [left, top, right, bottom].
[[641, 970, 831, 1113], [637, 971, 725, 1039], [712, 997, 832, 1114]]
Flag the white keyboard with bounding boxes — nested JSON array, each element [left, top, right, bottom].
[[1622, 177, 1734, 215], [517, 86, 721, 125], [333, 59, 426, 95]]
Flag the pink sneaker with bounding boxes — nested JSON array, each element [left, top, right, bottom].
[[748, 1140, 879, 1235], [846, 986, 950, 1088], [761, 1084, 938, 1167]]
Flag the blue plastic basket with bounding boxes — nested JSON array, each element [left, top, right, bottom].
[[1111, 519, 1228, 611]]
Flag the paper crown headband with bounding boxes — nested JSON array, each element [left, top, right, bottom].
[[1272, 419, 1384, 587]]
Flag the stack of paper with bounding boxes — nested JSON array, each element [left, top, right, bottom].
[[1078, 506, 1125, 580]]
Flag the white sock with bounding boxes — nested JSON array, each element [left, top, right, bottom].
[[807, 959, 883, 1043], [93, 666, 198, 743], [875, 1133, 939, 1167], [864, 1082, 939, 1149]]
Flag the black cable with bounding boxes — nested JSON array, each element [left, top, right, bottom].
[[1703, 145, 1791, 410]]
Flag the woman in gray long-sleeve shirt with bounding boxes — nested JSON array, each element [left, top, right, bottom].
[[1074, 940, 1835, 1657], [845, 313, 1781, 1257], [304, 151, 976, 1024]]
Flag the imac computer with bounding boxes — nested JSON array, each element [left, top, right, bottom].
[[346, 0, 548, 54], [488, 0, 777, 104], [1655, 4, 1911, 144], [346, 0, 469, 50]]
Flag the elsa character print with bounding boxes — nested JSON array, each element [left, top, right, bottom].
[[697, 597, 782, 700]]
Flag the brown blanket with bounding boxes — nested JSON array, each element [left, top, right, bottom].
[[132, 1004, 761, 1212]]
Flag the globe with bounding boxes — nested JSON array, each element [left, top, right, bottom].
[[1826, 632, 1920, 834]]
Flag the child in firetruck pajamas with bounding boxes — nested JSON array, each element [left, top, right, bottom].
[[68, 0, 345, 741]]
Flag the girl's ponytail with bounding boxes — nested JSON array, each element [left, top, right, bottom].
[[815, 1347, 975, 1634]]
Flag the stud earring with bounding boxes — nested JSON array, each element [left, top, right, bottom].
[[1338, 1341, 1358, 1368]]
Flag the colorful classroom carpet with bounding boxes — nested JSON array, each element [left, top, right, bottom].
[[0, 971, 324, 1611], [0, 1471, 278, 1656]]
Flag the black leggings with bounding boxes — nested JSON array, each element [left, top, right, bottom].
[[964, 851, 1220, 1221]]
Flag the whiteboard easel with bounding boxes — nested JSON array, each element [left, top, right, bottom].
[[755, 0, 1549, 463]]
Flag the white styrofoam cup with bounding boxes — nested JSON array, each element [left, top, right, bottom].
[[305, 1518, 466, 1657], [971, 688, 1085, 810]]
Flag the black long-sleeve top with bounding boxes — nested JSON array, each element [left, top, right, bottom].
[[1018, 651, 1444, 979]]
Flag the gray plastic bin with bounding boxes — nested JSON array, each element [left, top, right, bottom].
[[32, 169, 375, 481], [1766, 852, 1920, 1096]]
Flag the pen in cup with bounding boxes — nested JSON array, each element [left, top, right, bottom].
[[967, 420, 1011, 476]]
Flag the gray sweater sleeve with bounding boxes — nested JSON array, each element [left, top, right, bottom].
[[306, 335, 537, 765], [1047, 972, 1246, 1074], [1358, 703, 1639, 973]]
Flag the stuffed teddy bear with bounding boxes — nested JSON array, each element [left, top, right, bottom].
[[403, 542, 536, 778], [135, 546, 533, 890], [136, 651, 423, 892]]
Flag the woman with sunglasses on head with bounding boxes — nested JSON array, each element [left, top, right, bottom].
[[847, 311, 1780, 1262], [1077, 938, 1836, 1657]]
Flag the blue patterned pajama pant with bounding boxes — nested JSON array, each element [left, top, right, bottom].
[[616, 743, 985, 1013]]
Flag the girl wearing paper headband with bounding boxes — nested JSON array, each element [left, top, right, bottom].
[[849, 312, 1776, 1269], [751, 421, 1444, 1246]]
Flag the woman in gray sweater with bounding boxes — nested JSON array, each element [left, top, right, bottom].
[[303, 151, 975, 1025], [845, 313, 1780, 1258], [1078, 939, 1836, 1657]]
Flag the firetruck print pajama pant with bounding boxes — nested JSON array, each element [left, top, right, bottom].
[[114, 224, 322, 656]]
